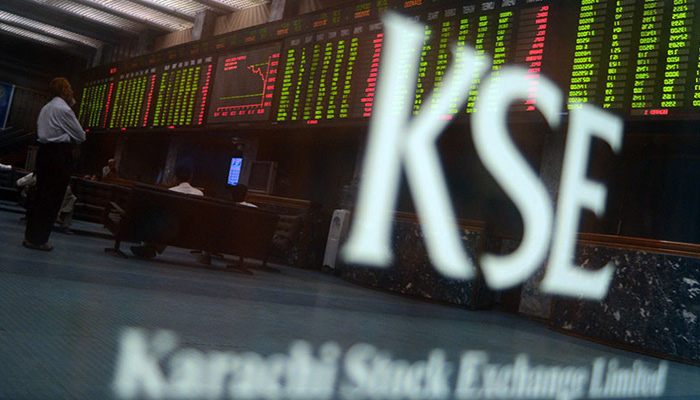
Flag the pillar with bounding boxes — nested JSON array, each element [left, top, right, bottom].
[[163, 138, 183, 184], [193, 10, 217, 41]]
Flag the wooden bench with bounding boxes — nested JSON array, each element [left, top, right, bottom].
[[71, 177, 130, 223], [247, 193, 322, 268], [104, 183, 279, 273]]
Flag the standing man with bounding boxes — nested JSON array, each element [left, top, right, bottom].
[[23, 77, 85, 251]]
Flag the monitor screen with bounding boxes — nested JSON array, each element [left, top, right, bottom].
[[248, 160, 276, 194], [227, 157, 243, 186], [207, 44, 281, 124]]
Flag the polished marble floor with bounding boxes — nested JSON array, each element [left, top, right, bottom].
[[0, 207, 697, 400]]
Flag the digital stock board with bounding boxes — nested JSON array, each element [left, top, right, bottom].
[[151, 56, 213, 128], [78, 74, 115, 130], [564, 0, 700, 118], [77, 0, 700, 132], [274, 20, 385, 123], [208, 44, 281, 123]]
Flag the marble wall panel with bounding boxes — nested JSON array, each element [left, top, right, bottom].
[[340, 219, 492, 309], [550, 244, 700, 363]]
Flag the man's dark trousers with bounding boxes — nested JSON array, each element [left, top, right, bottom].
[[25, 143, 74, 245]]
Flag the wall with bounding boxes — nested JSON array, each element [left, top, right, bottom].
[[0, 36, 89, 92], [298, 0, 357, 15], [152, 28, 194, 53], [214, 4, 271, 36], [5, 87, 49, 131]]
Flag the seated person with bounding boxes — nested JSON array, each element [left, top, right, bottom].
[[102, 159, 120, 180], [17, 174, 75, 234], [230, 184, 257, 208], [168, 166, 204, 196], [130, 165, 203, 258], [16, 172, 37, 211], [56, 186, 77, 235], [0, 158, 12, 170]]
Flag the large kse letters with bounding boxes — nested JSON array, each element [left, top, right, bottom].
[[342, 13, 623, 300]]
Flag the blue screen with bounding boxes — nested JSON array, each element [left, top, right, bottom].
[[227, 157, 243, 186]]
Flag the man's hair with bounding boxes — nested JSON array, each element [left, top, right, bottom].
[[174, 165, 192, 183], [230, 184, 249, 202], [49, 77, 71, 98]]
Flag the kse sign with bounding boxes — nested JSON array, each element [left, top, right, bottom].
[[342, 13, 623, 300]]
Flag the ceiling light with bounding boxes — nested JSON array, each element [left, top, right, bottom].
[[78, 0, 194, 31], [29, 0, 147, 32], [0, 10, 103, 48], [0, 21, 74, 48]]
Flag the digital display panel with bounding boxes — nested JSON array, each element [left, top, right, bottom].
[[563, 0, 700, 118], [275, 21, 385, 124], [78, 77, 115, 130], [207, 44, 281, 123], [78, 0, 700, 130], [274, 0, 554, 124], [511, 4, 551, 112], [152, 57, 213, 128], [411, 1, 553, 117], [227, 157, 243, 185], [108, 68, 158, 129]]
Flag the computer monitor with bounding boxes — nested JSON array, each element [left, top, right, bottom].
[[227, 157, 243, 186], [248, 161, 276, 194]]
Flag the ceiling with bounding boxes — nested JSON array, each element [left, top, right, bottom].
[[0, 0, 270, 62]]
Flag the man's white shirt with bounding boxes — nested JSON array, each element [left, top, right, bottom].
[[169, 182, 204, 196], [37, 97, 86, 144]]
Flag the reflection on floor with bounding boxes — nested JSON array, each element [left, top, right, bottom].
[[0, 207, 697, 400]]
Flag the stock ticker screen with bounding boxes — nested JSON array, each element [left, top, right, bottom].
[[275, 1, 552, 124], [274, 21, 385, 123], [78, 57, 214, 130], [564, 0, 700, 118], [77, 0, 700, 132], [78, 76, 115, 130], [108, 68, 157, 129], [207, 44, 281, 123], [151, 57, 213, 128]]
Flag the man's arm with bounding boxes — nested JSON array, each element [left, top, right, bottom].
[[60, 106, 86, 143]]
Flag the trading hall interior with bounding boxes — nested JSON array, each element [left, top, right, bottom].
[[0, 0, 699, 399]]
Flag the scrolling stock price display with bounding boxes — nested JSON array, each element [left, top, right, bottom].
[[275, 22, 385, 123], [152, 57, 213, 128], [75, 1, 565, 129], [275, 0, 552, 125], [109, 68, 157, 129], [79, 0, 700, 129], [79, 58, 213, 130], [78, 75, 115, 130], [407, 2, 551, 117], [77, 0, 554, 130], [567, 0, 700, 118]]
